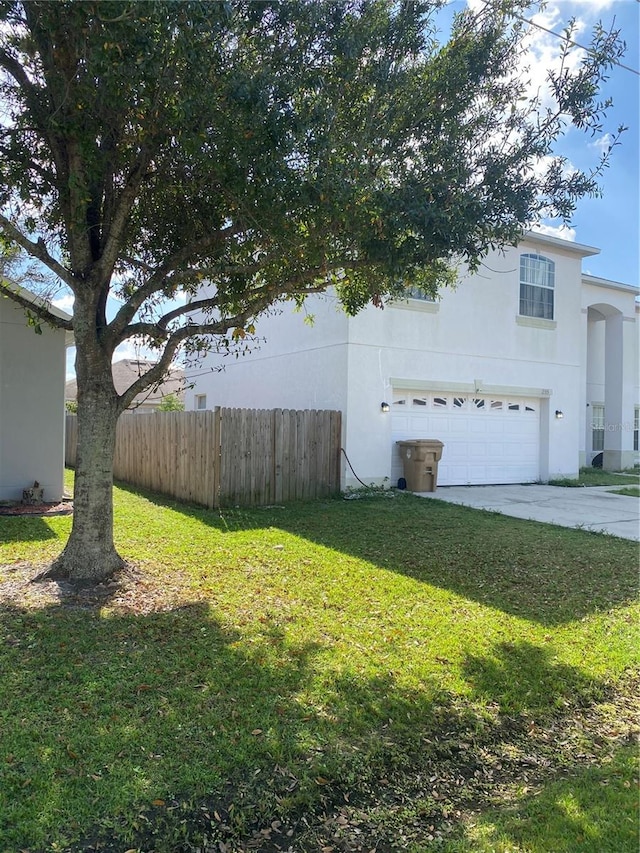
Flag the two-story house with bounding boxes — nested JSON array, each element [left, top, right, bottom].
[[186, 232, 639, 487]]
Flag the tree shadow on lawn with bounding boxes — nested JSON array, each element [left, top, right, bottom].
[[445, 743, 638, 853], [1, 597, 633, 852], [124, 482, 639, 627], [0, 515, 59, 544]]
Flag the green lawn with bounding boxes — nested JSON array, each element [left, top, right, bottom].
[[608, 486, 640, 498], [0, 473, 638, 852], [548, 467, 640, 487]]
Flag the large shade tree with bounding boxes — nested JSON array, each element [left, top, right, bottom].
[[0, 0, 624, 582]]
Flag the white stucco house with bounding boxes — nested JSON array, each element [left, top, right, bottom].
[[185, 232, 640, 488], [0, 284, 72, 502]]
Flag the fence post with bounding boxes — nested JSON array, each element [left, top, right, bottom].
[[212, 407, 221, 508]]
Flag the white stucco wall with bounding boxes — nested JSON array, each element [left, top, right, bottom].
[[338, 236, 590, 485], [187, 233, 639, 488], [184, 293, 351, 410], [0, 297, 68, 502]]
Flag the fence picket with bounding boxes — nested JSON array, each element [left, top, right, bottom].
[[65, 407, 341, 508]]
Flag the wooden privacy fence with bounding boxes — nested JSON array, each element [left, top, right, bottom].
[[65, 408, 342, 508]]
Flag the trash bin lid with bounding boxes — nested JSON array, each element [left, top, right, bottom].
[[395, 439, 444, 447]]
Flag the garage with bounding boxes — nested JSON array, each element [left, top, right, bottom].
[[391, 390, 540, 486]]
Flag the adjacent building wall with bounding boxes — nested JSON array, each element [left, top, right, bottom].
[[0, 297, 68, 502]]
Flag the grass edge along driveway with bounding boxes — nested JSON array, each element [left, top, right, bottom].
[[0, 475, 638, 852]]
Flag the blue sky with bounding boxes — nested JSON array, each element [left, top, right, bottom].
[[562, 0, 639, 286], [443, 0, 639, 286]]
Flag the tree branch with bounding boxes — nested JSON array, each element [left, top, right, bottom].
[[153, 222, 245, 272], [111, 256, 363, 352], [96, 144, 155, 278], [115, 275, 333, 352], [116, 334, 185, 414], [98, 47, 193, 278], [0, 214, 75, 287], [106, 223, 243, 345], [0, 145, 56, 186], [0, 279, 73, 332], [0, 46, 38, 97], [0, 39, 69, 199]]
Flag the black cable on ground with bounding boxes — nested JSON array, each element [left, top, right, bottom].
[[340, 447, 375, 489]]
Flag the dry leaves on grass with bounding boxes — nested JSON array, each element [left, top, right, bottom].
[[0, 560, 199, 614]]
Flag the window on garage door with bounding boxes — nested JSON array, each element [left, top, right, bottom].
[[392, 392, 537, 413]]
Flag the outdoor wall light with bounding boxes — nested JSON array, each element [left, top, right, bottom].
[[555, 410, 564, 419], [381, 402, 391, 413]]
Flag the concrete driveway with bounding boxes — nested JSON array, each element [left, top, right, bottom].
[[417, 484, 640, 541]]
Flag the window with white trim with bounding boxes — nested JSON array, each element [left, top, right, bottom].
[[404, 286, 436, 302], [592, 405, 605, 452], [519, 254, 555, 320], [195, 394, 207, 411]]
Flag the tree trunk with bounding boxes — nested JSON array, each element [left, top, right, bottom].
[[44, 371, 125, 584]]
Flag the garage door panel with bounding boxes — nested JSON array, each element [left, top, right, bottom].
[[467, 464, 488, 481], [392, 391, 540, 486], [469, 440, 489, 455], [503, 445, 524, 459], [468, 420, 488, 435], [487, 442, 507, 459], [446, 464, 473, 482], [450, 419, 469, 435]]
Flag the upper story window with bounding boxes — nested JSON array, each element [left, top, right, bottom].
[[404, 285, 436, 302], [519, 254, 555, 320]]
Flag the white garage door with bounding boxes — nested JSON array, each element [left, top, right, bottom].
[[391, 390, 540, 486]]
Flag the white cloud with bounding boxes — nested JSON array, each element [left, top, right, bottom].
[[52, 293, 75, 312], [531, 222, 577, 241], [589, 132, 615, 155], [566, 0, 615, 10], [465, 0, 605, 117]]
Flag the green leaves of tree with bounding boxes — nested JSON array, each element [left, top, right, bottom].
[[0, 0, 626, 347]]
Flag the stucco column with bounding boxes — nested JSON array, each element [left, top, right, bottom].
[[579, 308, 589, 468], [603, 312, 633, 470]]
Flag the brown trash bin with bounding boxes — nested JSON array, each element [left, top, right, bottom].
[[396, 439, 444, 492]]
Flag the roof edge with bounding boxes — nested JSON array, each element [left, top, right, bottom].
[[1, 277, 73, 324], [582, 273, 639, 296], [525, 230, 600, 258]]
